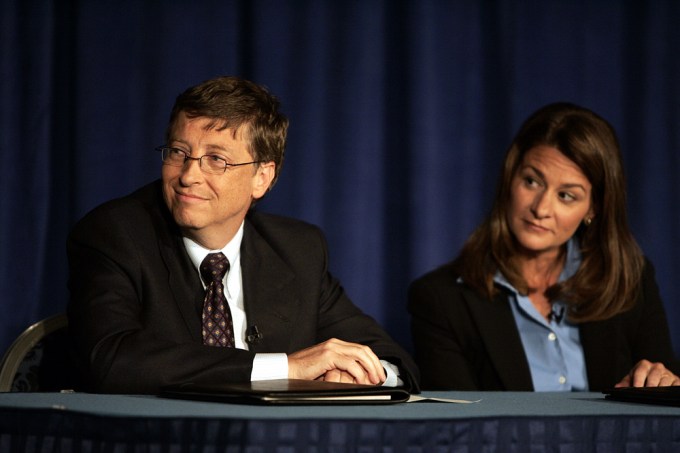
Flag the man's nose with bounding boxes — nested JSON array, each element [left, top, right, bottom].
[[179, 156, 204, 182]]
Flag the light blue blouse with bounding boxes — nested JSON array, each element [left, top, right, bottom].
[[494, 239, 589, 391]]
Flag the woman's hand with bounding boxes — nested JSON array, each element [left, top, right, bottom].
[[615, 359, 680, 387]]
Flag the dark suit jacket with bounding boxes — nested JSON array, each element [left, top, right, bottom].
[[67, 180, 419, 394], [408, 260, 678, 391]]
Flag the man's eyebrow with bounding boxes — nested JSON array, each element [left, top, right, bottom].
[[168, 138, 188, 147], [168, 141, 232, 154], [204, 144, 230, 152]]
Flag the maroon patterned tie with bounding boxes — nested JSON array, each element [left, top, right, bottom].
[[200, 252, 235, 347]]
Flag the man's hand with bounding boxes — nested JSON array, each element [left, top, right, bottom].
[[615, 359, 680, 387], [316, 370, 359, 383], [288, 338, 386, 385]]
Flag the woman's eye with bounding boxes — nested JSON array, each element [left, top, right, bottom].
[[524, 176, 538, 187], [559, 192, 576, 202]]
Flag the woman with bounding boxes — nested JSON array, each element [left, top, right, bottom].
[[408, 102, 680, 391]]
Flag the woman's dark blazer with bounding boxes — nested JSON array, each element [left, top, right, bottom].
[[408, 260, 678, 391]]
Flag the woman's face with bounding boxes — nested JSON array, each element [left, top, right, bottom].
[[507, 145, 594, 259]]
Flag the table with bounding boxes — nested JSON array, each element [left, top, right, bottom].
[[1, 391, 679, 451]]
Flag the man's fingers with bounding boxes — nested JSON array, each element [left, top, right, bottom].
[[321, 369, 356, 383], [288, 338, 385, 384], [326, 338, 385, 383]]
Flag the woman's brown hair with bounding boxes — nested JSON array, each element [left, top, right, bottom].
[[454, 102, 644, 322]]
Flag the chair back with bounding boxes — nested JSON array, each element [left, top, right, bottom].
[[0, 314, 82, 392]]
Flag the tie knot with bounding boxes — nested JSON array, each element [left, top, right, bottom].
[[200, 252, 230, 284]]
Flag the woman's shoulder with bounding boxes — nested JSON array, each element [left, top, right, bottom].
[[409, 261, 487, 301], [410, 261, 460, 288]]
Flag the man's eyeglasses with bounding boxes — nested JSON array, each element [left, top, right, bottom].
[[156, 146, 263, 175]]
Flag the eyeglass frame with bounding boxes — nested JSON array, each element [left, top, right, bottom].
[[156, 146, 265, 175]]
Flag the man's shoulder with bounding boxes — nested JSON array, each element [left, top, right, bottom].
[[243, 211, 328, 261], [246, 210, 322, 238], [81, 181, 160, 215], [70, 180, 164, 234]]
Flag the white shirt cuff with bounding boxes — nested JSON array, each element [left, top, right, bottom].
[[381, 360, 403, 387], [251, 353, 289, 381], [251, 354, 403, 387]]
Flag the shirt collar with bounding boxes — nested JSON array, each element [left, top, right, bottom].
[[183, 221, 245, 285]]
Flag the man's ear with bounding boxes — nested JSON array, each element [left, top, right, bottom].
[[252, 161, 276, 199]]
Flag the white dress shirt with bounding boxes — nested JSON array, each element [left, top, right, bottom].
[[183, 223, 287, 381]]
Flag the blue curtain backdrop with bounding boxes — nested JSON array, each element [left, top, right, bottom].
[[2, 0, 679, 360]]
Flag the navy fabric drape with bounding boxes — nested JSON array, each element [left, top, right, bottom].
[[4, 412, 680, 452], [2, 0, 679, 361]]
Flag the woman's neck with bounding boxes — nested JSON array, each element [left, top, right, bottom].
[[518, 246, 566, 286], [518, 246, 567, 319]]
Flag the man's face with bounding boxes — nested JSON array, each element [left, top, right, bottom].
[[162, 112, 274, 249]]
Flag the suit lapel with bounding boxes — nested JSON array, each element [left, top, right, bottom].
[[466, 288, 534, 390], [240, 219, 299, 353], [153, 195, 205, 341]]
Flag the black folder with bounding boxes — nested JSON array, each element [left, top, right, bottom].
[[160, 379, 411, 405], [603, 386, 680, 407]]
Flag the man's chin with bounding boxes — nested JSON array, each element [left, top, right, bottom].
[[171, 210, 204, 231]]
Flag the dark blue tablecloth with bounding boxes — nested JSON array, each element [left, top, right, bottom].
[[1, 391, 679, 451]]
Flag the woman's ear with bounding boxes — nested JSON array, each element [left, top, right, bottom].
[[584, 211, 595, 226]]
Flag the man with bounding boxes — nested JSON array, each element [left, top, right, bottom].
[[67, 76, 419, 394]]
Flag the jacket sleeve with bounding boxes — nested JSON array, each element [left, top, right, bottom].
[[581, 259, 679, 390], [628, 260, 679, 373], [306, 227, 421, 392]]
